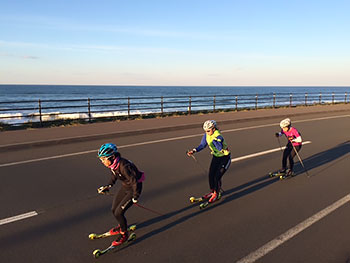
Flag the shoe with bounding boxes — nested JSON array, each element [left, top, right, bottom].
[[111, 231, 129, 247], [279, 169, 286, 175], [203, 191, 213, 199], [109, 225, 121, 236], [208, 191, 218, 203], [286, 169, 295, 177]]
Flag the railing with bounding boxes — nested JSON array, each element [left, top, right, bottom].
[[0, 92, 348, 127]]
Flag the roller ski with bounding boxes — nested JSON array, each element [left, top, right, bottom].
[[279, 170, 295, 180], [269, 170, 286, 178], [89, 224, 136, 240], [189, 192, 213, 203], [92, 231, 136, 259], [198, 191, 222, 209]]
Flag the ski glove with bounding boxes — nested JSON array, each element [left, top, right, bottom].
[[186, 149, 197, 156], [97, 185, 112, 194]]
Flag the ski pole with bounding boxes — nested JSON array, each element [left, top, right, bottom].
[[191, 155, 208, 175], [134, 203, 164, 216], [277, 137, 283, 152], [186, 150, 225, 193], [102, 193, 164, 216], [291, 142, 310, 177]]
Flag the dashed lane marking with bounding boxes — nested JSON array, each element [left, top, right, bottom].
[[0, 211, 38, 226]]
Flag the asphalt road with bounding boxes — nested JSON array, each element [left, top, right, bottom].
[[0, 110, 349, 263]]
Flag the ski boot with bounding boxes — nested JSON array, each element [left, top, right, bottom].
[[109, 225, 122, 236], [190, 190, 214, 203], [208, 191, 219, 203], [280, 169, 295, 180], [111, 231, 129, 247]]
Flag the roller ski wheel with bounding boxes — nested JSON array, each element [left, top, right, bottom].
[[190, 196, 204, 203], [89, 224, 136, 240], [269, 171, 285, 178], [92, 232, 136, 258], [279, 170, 295, 180]]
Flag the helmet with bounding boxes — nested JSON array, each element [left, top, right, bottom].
[[98, 143, 118, 158], [203, 120, 217, 131], [280, 118, 291, 128]]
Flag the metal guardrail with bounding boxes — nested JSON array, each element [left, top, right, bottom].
[[0, 92, 348, 127]]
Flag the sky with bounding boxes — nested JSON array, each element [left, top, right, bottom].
[[1, 0, 350, 86]]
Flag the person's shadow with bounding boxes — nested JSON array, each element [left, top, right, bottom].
[[126, 141, 349, 248], [293, 140, 349, 177]]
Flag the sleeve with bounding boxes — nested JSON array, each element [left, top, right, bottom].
[[122, 163, 140, 200], [292, 128, 302, 142], [195, 134, 208, 152], [212, 135, 224, 151], [108, 170, 117, 186]]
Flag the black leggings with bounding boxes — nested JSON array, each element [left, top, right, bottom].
[[282, 145, 302, 171], [208, 154, 231, 193], [111, 183, 142, 232]]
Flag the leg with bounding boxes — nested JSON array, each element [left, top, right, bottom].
[[289, 145, 302, 171], [282, 147, 292, 171], [112, 188, 133, 232], [208, 156, 220, 191], [215, 155, 231, 193]]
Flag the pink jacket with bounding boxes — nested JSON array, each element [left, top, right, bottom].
[[282, 127, 302, 146]]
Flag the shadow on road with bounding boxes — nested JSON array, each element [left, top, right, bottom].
[[128, 174, 279, 247], [130, 141, 350, 246], [294, 140, 349, 177]]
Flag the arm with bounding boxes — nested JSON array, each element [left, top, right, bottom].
[[195, 134, 208, 152], [97, 170, 116, 194], [121, 163, 140, 200], [291, 128, 302, 143], [212, 135, 224, 151], [187, 134, 207, 156]]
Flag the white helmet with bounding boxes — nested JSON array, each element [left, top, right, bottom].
[[280, 118, 291, 128], [203, 120, 217, 131]]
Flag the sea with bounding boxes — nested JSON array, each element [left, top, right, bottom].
[[0, 85, 349, 125]]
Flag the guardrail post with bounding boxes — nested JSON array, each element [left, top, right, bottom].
[[255, 94, 258, 110], [305, 93, 308, 106], [273, 93, 276, 108], [161, 96, 164, 115], [188, 96, 191, 115], [235, 96, 238, 111], [332, 92, 335, 104], [289, 94, 292, 107], [38, 99, 43, 127], [213, 96, 216, 112], [88, 98, 91, 122], [128, 97, 130, 117]]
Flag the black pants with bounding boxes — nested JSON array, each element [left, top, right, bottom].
[[208, 154, 231, 193], [282, 145, 302, 171], [111, 183, 142, 232]]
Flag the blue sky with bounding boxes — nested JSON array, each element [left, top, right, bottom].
[[1, 0, 350, 85]]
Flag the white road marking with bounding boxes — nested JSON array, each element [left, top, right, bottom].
[[0, 113, 348, 168], [231, 141, 311, 163], [236, 194, 350, 263], [0, 211, 38, 226]]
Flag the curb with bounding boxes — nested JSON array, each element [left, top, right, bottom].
[[1, 108, 349, 152]]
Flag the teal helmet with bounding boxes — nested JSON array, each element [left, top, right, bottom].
[[98, 143, 118, 158]]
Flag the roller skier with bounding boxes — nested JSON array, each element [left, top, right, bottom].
[[272, 118, 303, 179], [187, 120, 231, 206], [92, 143, 145, 256]]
